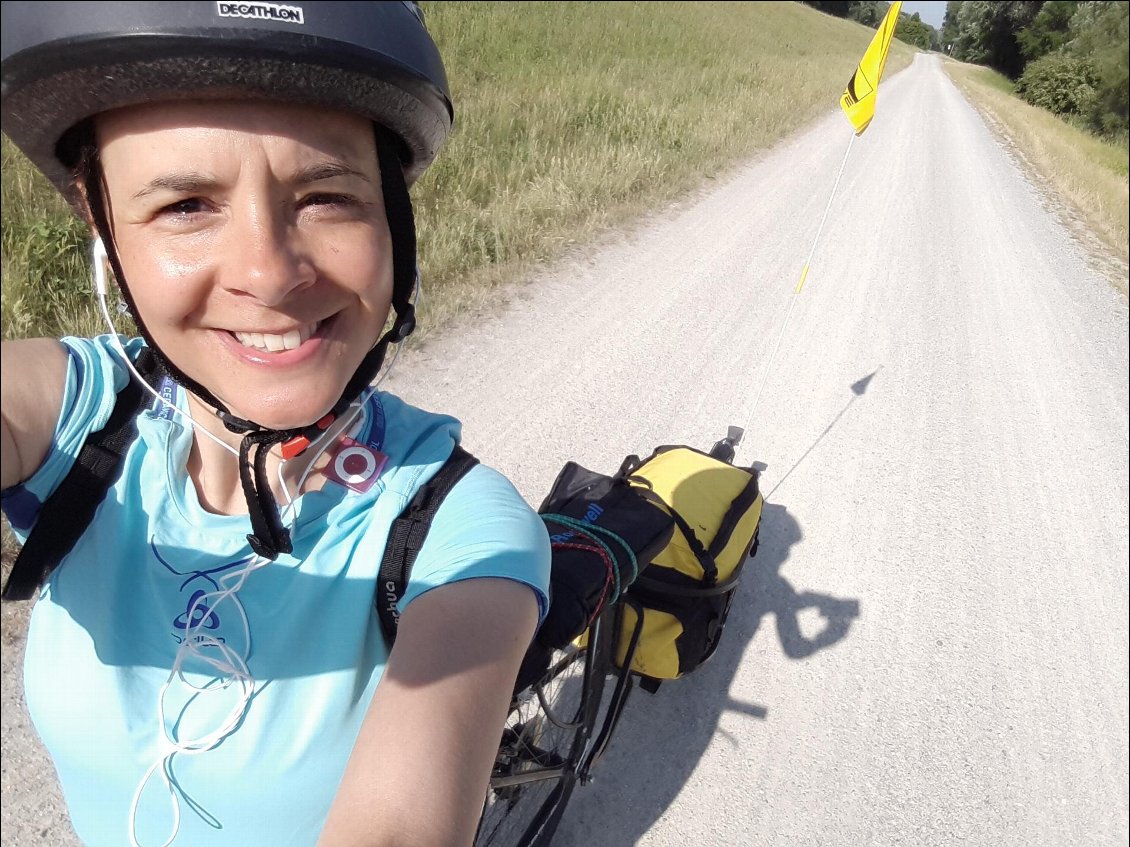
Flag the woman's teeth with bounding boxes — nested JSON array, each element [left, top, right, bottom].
[[233, 322, 318, 352]]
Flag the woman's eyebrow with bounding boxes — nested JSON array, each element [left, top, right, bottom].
[[293, 161, 371, 185], [128, 162, 370, 200], [131, 172, 220, 200]]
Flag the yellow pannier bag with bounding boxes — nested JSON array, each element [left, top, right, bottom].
[[614, 445, 763, 689]]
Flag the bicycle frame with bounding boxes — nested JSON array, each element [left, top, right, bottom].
[[487, 608, 615, 793], [490, 574, 652, 795]]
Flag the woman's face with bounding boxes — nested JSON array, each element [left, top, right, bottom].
[[95, 100, 394, 430]]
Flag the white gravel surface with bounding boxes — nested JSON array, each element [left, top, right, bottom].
[[2, 54, 1127, 846]]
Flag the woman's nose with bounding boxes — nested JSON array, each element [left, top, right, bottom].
[[221, 203, 315, 306]]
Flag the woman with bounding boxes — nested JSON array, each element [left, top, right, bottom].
[[0, 3, 551, 845]]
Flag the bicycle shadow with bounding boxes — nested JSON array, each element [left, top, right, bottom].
[[550, 499, 860, 845]]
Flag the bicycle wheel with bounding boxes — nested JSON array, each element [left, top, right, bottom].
[[475, 614, 611, 846]]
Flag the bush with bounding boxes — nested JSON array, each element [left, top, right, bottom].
[[1066, 0, 1129, 138], [1015, 52, 1098, 118]]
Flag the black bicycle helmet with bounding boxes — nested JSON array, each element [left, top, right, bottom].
[[1, 0, 452, 191], [1, 1, 455, 559]]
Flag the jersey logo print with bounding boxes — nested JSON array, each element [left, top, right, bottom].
[[174, 589, 221, 633], [151, 540, 257, 644]]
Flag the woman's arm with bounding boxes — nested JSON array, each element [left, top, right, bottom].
[[318, 576, 540, 847], [0, 339, 69, 489]]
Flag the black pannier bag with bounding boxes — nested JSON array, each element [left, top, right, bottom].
[[512, 461, 674, 692], [514, 445, 762, 694]]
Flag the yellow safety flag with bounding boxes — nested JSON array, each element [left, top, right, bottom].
[[839, 1, 902, 135]]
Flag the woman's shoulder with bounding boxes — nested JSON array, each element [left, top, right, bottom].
[[370, 391, 462, 484], [61, 332, 145, 357], [397, 446, 552, 619], [370, 392, 532, 515], [1, 335, 145, 534], [52, 333, 147, 440], [372, 390, 459, 435]]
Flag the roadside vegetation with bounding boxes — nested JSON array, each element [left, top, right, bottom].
[[2, 1, 914, 343], [945, 60, 1128, 285], [942, 1, 1128, 142], [802, 1, 941, 49], [949, 59, 1125, 291], [940, 1, 1128, 290]]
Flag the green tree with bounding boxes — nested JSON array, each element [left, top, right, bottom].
[[850, 0, 889, 26], [942, 2, 962, 52], [897, 11, 934, 49], [1017, 0, 1079, 60], [1066, 0, 1129, 135], [952, 1, 1043, 77], [800, 1, 854, 17], [1016, 52, 1098, 116]]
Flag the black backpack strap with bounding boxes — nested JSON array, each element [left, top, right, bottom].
[[706, 470, 761, 561], [624, 473, 719, 586], [375, 445, 480, 646], [2, 348, 162, 601]]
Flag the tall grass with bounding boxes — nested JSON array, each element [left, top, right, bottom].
[[1, 2, 913, 340], [944, 59, 1129, 290], [413, 1, 913, 330], [0, 137, 108, 338]]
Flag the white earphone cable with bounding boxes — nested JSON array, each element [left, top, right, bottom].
[[93, 239, 240, 460], [98, 244, 422, 846]]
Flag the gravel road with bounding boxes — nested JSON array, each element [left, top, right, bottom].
[[2, 53, 1127, 846]]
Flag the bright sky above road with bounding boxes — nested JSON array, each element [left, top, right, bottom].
[[900, 0, 946, 29]]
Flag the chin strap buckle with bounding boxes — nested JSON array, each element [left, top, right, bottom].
[[280, 413, 337, 460]]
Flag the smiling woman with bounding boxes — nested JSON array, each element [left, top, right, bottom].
[[95, 101, 394, 435], [0, 3, 549, 846]]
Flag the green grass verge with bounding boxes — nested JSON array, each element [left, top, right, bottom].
[[1, 136, 105, 339], [943, 58, 1129, 293], [1, 1, 914, 342]]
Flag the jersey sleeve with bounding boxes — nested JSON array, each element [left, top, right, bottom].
[[398, 463, 551, 623], [1, 335, 134, 541]]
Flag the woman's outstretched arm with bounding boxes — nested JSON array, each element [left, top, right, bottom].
[[319, 576, 540, 847], [0, 339, 69, 489]]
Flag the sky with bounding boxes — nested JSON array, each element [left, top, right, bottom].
[[899, 0, 947, 29]]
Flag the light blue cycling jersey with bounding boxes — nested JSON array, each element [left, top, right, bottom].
[[2, 335, 551, 847]]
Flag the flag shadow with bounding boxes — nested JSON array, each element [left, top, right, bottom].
[[767, 367, 881, 500]]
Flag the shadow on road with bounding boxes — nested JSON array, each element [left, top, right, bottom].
[[767, 367, 881, 500], [552, 369, 878, 845], [553, 500, 861, 845]]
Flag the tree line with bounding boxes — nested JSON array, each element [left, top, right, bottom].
[[801, 1, 939, 50], [801, 1, 1128, 141], [943, 1, 1128, 139]]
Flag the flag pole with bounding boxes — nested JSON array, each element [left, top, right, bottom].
[[737, 128, 857, 449], [733, 0, 901, 461]]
